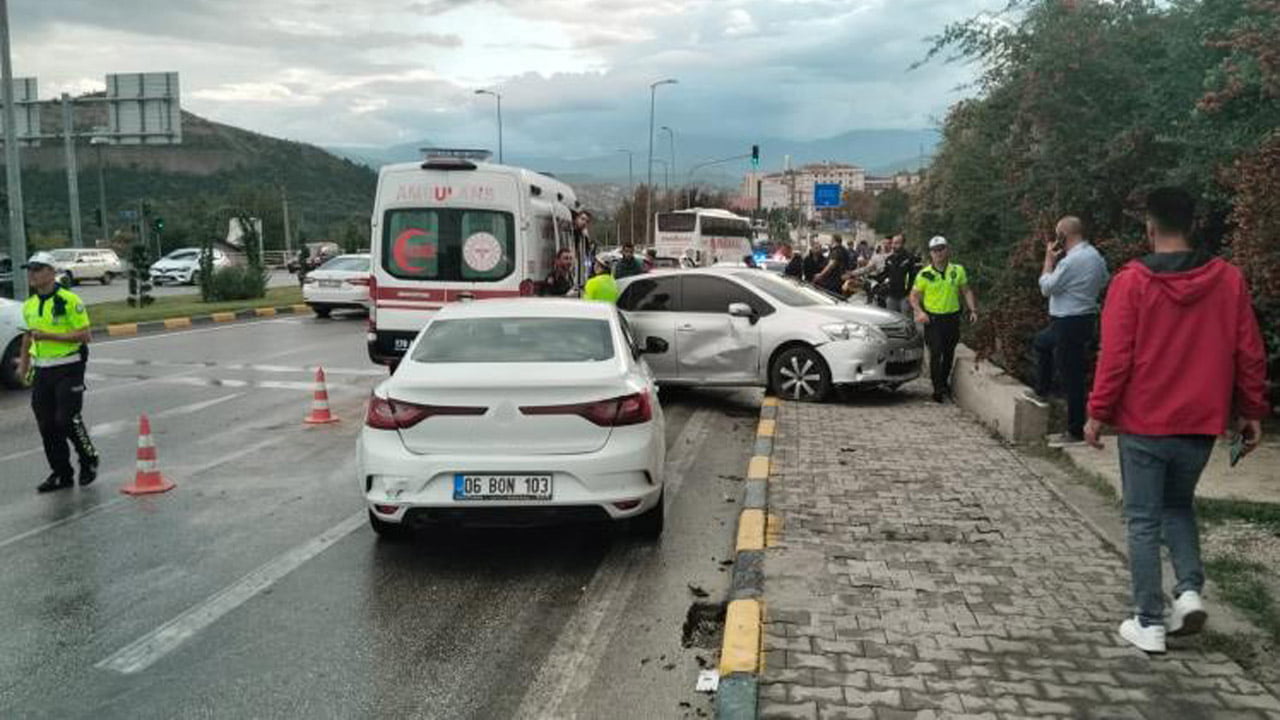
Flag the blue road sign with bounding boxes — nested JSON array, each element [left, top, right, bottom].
[[814, 183, 842, 208]]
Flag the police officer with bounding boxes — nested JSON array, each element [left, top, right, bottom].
[[909, 236, 978, 403], [16, 252, 99, 492]]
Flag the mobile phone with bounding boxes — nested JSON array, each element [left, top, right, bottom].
[[1229, 432, 1245, 467]]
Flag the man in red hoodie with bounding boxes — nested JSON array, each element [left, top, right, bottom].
[[1085, 187, 1268, 654]]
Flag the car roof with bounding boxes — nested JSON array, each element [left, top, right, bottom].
[[433, 298, 618, 321]]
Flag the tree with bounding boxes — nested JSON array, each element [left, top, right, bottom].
[[872, 188, 910, 236]]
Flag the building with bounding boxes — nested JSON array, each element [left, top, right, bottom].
[[864, 171, 923, 195], [742, 162, 867, 218]]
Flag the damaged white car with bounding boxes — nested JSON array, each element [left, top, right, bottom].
[[617, 268, 924, 402]]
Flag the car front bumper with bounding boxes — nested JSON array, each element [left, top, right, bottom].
[[817, 337, 925, 386], [357, 422, 665, 525]]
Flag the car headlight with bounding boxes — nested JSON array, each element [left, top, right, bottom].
[[821, 322, 885, 343]]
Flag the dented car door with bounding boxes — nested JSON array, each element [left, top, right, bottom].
[[674, 275, 760, 383]]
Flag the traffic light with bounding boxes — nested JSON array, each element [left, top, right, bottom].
[[152, 217, 165, 233], [751, 144, 760, 169]]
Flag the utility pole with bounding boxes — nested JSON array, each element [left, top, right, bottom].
[[617, 149, 634, 246], [92, 136, 109, 243], [474, 90, 503, 163], [280, 183, 293, 256], [61, 93, 84, 247], [645, 78, 677, 245], [1, 0, 28, 298]]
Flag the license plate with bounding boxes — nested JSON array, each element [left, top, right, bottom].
[[320, 279, 341, 288], [453, 474, 553, 501], [393, 337, 412, 352]]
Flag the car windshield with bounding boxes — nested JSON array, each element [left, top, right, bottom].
[[166, 251, 199, 261], [411, 317, 615, 363], [733, 271, 844, 306], [51, 250, 77, 261], [319, 256, 370, 272]]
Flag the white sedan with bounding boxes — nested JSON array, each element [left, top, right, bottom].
[[357, 299, 668, 538], [303, 253, 371, 318], [1, 297, 28, 389]]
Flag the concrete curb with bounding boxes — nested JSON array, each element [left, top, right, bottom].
[[92, 303, 312, 339], [716, 395, 778, 720]]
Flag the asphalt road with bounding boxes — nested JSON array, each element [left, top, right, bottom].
[[0, 313, 757, 719], [71, 270, 298, 305]]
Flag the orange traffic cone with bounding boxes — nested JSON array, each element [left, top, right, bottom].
[[304, 367, 340, 424], [121, 414, 176, 495]]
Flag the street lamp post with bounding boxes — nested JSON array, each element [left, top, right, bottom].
[[474, 89, 503, 163], [90, 136, 109, 244], [660, 125, 676, 188], [645, 78, 677, 245], [651, 158, 669, 197], [617, 149, 634, 245], [0, 0, 29, 298]]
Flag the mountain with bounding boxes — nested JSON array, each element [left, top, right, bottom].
[[1, 97, 377, 251], [326, 129, 937, 188]]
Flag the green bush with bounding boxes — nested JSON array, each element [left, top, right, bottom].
[[204, 265, 267, 301]]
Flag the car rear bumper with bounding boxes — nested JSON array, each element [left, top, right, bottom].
[[357, 422, 664, 524], [818, 338, 925, 386], [303, 286, 370, 307]]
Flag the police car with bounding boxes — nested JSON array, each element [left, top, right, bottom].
[[0, 297, 28, 389]]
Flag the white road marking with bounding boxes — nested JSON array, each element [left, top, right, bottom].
[[0, 431, 284, 550], [95, 510, 365, 675], [90, 358, 383, 377], [0, 394, 244, 464], [513, 408, 713, 720], [85, 374, 368, 393], [95, 317, 303, 346]]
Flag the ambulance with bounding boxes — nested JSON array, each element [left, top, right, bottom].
[[367, 149, 580, 366]]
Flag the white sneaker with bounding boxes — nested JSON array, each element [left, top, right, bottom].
[[1119, 617, 1167, 654], [1047, 432, 1087, 448], [1169, 591, 1208, 636]]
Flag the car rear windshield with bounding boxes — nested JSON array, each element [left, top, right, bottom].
[[412, 317, 615, 363], [382, 208, 515, 282], [319, 256, 370, 272], [733, 271, 843, 306], [700, 216, 751, 238]]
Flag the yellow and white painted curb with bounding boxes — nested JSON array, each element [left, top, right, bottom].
[[716, 395, 780, 719]]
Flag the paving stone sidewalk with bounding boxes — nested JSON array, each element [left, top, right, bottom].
[[760, 382, 1280, 720]]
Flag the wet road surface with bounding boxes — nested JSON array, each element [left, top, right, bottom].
[[0, 313, 757, 719]]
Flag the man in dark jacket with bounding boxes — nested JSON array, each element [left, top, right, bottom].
[[1086, 187, 1268, 655], [813, 235, 849, 294], [782, 243, 804, 278], [879, 234, 920, 315], [612, 242, 646, 280], [801, 240, 825, 283]]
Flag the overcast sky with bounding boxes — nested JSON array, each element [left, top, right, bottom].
[[11, 0, 1005, 160]]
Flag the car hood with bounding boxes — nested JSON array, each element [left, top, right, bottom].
[[803, 304, 902, 327], [152, 259, 198, 270]]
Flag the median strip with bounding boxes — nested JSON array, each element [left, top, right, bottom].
[[90, 303, 315, 340], [716, 394, 780, 720]]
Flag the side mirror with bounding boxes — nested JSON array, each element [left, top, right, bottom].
[[728, 302, 759, 324], [641, 336, 669, 355]]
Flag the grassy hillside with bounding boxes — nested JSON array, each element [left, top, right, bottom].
[[1, 99, 376, 253]]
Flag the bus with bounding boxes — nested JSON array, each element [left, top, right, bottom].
[[653, 208, 753, 267], [367, 148, 579, 366]]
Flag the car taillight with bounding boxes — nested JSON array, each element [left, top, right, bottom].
[[519, 279, 535, 296], [520, 392, 652, 427], [349, 277, 370, 286], [365, 394, 486, 430]]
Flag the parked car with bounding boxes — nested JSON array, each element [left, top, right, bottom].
[[357, 298, 668, 538], [1, 297, 29, 389], [617, 267, 923, 402], [303, 253, 371, 318], [150, 247, 231, 285], [50, 248, 124, 286], [287, 242, 342, 274]]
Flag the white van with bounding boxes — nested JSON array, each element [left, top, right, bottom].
[[50, 248, 124, 286], [367, 149, 580, 366]]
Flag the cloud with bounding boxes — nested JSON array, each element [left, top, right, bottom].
[[9, 0, 1009, 154]]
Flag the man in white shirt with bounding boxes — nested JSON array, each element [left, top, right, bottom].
[[1029, 216, 1110, 446]]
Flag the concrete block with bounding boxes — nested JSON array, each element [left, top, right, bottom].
[[949, 345, 1048, 444]]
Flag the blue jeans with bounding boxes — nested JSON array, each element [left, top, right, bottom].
[[1119, 434, 1215, 626]]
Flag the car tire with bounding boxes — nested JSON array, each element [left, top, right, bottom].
[[1, 336, 29, 390], [631, 491, 664, 540], [61, 271, 75, 287], [312, 305, 332, 319], [100, 272, 113, 285], [368, 510, 409, 540], [187, 272, 200, 286], [770, 346, 832, 402]]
